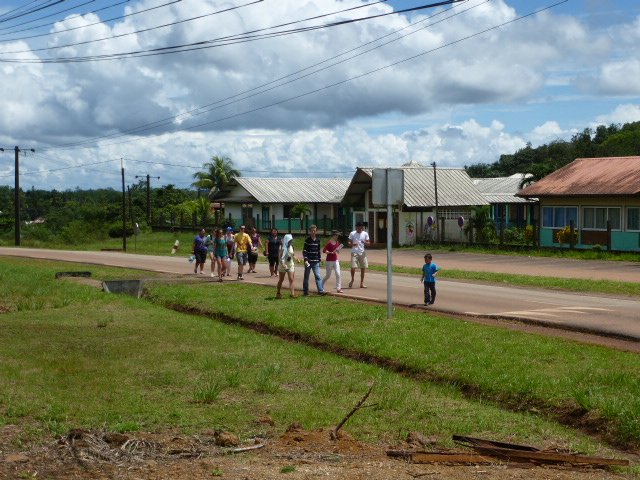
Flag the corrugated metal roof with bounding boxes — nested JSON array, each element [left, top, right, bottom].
[[215, 177, 351, 204], [472, 176, 533, 204], [342, 166, 488, 207], [518, 156, 640, 197]]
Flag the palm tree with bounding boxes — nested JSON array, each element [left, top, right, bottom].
[[192, 155, 240, 198], [518, 163, 556, 189], [290, 203, 311, 230], [464, 205, 496, 244]]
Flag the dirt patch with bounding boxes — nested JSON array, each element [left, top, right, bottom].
[[0, 425, 629, 480]]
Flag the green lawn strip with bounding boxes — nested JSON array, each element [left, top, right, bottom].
[[147, 282, 640, 449], [0, 257, 159, 313], [403, 243, 640, 262], [0, 277, 611, 458], [364, 263, 640, 297]]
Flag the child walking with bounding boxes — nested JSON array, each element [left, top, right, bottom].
[[420, 253, 439, 305]]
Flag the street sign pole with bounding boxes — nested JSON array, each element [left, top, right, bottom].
[[386, 170, 393, 320], [372, 168, 403, 321]]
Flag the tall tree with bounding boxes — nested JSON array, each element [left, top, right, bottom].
[[192, 155, 240, 198]]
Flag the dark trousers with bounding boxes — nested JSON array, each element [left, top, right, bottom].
[[424, 282, 436, 304]]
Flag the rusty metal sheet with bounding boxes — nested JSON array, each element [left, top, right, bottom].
[[518, 156, 640, 196]]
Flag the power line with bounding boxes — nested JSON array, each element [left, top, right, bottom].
[[42, 0, 473, 151], [0, 0, 105, 33], [0, 0, 175, 39], [48, 0, 565, 153], [0, 0, 64, 25], [1, 0, 264, 53], [0, 0, 460, 63]]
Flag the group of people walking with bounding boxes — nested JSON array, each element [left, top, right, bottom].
[[191, 224, 263, 281], [191, 222, 377, 300]]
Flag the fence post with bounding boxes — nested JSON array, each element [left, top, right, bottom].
[[607, 220, 612, 251], [305, 215, 309, 235], [569, 220, 575, 249], [288, 216, 291, 233], [323, 214, 327, 235], [439, 217, 445, 242]]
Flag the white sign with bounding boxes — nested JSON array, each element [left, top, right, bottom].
[[372, 168, 404, 206]]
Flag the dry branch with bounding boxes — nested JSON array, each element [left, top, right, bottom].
[[331, 383, 374, 440]]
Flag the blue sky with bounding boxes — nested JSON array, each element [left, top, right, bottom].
[[0, 0, 639, 189]]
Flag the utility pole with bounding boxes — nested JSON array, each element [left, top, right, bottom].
[[121, 159, 127, 252], [431, 162, 439, 241], [1, 146, 35, 246], [135, 174, 160, 224]]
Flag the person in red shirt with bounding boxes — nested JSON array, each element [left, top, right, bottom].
[[322, 230, 343, 293]]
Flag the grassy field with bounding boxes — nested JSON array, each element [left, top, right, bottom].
[[0, 257, 634, 464], [147, 281, 640, 449]]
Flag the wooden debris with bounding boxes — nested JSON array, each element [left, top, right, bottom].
[[227, 444, 265, 454], [331, 383, 374, 440], [453, 435, 629, 467]]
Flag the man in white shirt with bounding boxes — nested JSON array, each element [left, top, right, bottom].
[[348, 222, 370, 288]]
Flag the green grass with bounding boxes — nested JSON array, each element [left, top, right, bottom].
[[0, 257, 627, 460], [407, 242, 640, 262], [147, 281, 640, 449]]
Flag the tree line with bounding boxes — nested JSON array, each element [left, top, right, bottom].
[[1, 125, 639, 245], [465, 121, 640, 181]]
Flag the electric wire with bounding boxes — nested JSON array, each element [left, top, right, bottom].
[[42, 0, 473, 151], [0, 0, 100, 33], [0, 0, 173, 39], [0, 0, 43, 23], [4, 1, 567, 186], [48, 0, 566, 154], [0, 0, 264, 53], [0, 0, 459, 62], [0, 1, 66, 25]]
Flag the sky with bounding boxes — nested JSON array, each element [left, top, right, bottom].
[[0, 0, 639, 191]]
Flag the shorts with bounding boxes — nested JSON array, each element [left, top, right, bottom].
[[215, 253, 227, 260], [236, 251, 248, 265], [248, 251, 258, 263], [351, 252, 368, 269], [278, 263, 295, 274], [268, 256, 279, 268], [195, 251, 207, 264]]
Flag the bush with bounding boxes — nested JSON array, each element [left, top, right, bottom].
[[556, 226, 578, 244], [108, 223, 134, 239], [503, 227, 526, 244]]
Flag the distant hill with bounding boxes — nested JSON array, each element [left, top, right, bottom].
[[465, 121, 640, 179]]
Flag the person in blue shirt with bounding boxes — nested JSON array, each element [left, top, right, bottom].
[[420, 253, 439, 305]]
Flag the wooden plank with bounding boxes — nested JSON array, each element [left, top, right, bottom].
[[452, 435, 539, 452], [470, 446, 629, 467]]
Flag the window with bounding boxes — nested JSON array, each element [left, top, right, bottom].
[[542, 206, 578, 228], [582, 207, 621, 230], [282, 204, 292, 219], [627, 207, 640, 231]]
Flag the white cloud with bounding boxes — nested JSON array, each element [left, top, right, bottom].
[[594, 104, 640, 125], [0, 0, 639, 191]]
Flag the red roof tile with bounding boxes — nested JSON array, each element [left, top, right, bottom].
[[517, 156, 640, 197]]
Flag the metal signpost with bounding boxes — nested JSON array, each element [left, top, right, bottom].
[[372, 168, 404, 320]]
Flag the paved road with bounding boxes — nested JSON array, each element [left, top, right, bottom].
[[1, 247, 639, 341], [365, 249, 640, 283]]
